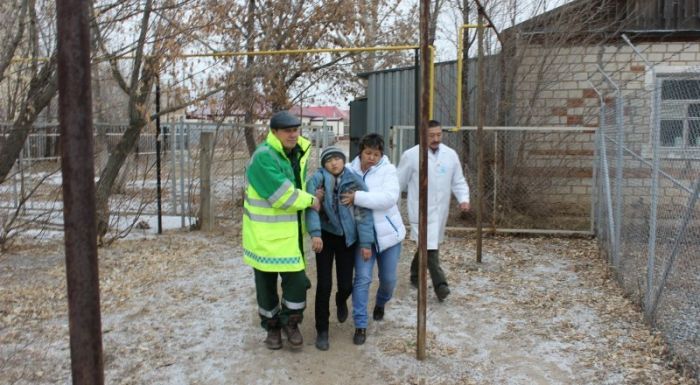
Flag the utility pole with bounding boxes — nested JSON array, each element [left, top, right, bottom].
[[56, 0, 105, 382], [417, 0, 430, 361]]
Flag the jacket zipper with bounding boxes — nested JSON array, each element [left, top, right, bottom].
[[385, 215, 399, 236]]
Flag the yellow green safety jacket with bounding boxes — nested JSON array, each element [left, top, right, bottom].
[[242, 131, 314, 272]]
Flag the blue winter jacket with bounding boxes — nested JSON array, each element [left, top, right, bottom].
[[305, 166, 374, 249]]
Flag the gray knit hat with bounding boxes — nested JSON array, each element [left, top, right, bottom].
[[320, 146, 346, 166]]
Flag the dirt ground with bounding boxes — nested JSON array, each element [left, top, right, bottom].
[[0, 223, 697, 385]]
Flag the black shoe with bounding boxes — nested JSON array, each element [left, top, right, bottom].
[[337, 300, 348, 323], [372, 305, 384, 321], [353, 328, 366, 345], [315, 331, 329, 351], [436, 283, 451, 302]]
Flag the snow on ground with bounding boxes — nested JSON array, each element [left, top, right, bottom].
[[0, 224, 696, 385]]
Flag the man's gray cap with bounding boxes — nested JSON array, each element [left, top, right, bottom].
[[270, 111, 301, 129]]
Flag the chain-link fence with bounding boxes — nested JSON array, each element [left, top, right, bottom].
[[0, 121, 334, 242], [390, 125, 596, 233], [592, 41, 700, 376]]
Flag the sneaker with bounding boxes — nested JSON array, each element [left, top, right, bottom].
[[337, 300, 348, 323], [353, 328, 366, 345], [282, 315, 303, 349], [264, 321, 282, 350], [436, 284, 451, 302], [315, 331, 329, 351], [372, 305, 384, 321]]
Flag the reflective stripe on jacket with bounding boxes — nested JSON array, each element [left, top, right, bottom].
[[242, 131, 314, 272]]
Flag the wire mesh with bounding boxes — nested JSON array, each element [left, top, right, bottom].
[[391, 125, 595, 232], [0, 121, 334, 240], [593, 58, 700, 376]]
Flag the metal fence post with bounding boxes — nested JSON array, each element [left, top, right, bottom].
[[186, 124, 193, 228], [179, 120, 187, 227], [199, 132, 215, 231], [623, 35, 661, 319], [588, 81, 604, 236], [597, 65, 622, 270], [170, 120, 178, 216], [590, 82, 616, 262]]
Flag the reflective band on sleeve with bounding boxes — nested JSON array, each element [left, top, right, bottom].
[[258, 305, 281, 318], [244, 208, 297, 223], [279, 189, 300, 210], [268, 180, 292, 204], [282, 298, 306, 310], [245, 196, 272, 208]]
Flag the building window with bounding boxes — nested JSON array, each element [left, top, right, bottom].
[[659, 78, 700, 149]]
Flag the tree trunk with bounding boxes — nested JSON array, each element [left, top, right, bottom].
[[243, 0, 258, 155], [94, 106, 148, 241], [0, 58, 57, 184]]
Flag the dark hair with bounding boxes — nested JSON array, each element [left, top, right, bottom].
[[359, 133, 384, 154], [428, 120, 441, 128]]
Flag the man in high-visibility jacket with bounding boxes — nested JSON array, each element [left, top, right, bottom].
[[243, 110, 321, 350]]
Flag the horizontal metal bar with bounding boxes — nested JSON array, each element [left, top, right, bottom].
[[12, 45, 422, 63], [601, 133, 695, 194], [440, 225, 593, 236], [393, 125, 597, 132]]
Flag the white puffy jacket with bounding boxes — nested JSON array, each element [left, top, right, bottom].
[[348, 155, 406, 252]]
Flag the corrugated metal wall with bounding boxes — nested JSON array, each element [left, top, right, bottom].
[[361, 57, 502, 153]]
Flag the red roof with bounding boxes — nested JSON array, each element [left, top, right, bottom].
[[289, 105, 348, 121]]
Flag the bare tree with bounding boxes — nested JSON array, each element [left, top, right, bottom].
[[0, 0, 29, 84], [90, 0, 240, 241], [0, 0, 57, 185]]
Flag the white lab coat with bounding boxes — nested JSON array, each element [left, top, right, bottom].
[[397, 143, 469, 249]]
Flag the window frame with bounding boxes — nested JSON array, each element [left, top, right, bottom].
[[645, 65, 700, 159]]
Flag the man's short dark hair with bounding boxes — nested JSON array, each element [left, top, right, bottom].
[[428, 120, 441, 128], [359, 133, 384, 154]]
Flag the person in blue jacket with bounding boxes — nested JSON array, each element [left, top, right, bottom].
[[306, 146, 374, 351]]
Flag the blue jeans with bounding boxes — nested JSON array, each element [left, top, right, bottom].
[[352, 242, 401, 328]]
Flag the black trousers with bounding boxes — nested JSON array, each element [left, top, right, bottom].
[[315, 231, 355, 332], [410, 249, 447, 291]]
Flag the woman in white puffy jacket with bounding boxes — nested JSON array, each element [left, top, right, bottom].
[[341, 133, 406, 345]]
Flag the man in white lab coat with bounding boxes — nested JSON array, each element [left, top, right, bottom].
[[397, 120, 470, 301]]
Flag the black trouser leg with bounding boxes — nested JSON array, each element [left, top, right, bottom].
[[314, 231, 335, 332], [410, 251, 418, 283], [427, 249, 447, 290], [410, 249, 447, 289], [335, 237, 356, 311]]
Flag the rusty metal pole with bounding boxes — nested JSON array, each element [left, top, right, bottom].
[[56, 0, 105, 383], [416, 0, 430, 361], [475, 10, 485, 264], [155, 75, 163, 234]]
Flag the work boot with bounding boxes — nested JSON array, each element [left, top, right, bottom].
[[373, 305, 384, 321], [353, 328, 366, 345], [436, 283, 451, 302], [337, 299, 348, 323], [264, 320, 282, 350], [315, 330, 329, 351], [282, 314, 303, 349]]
